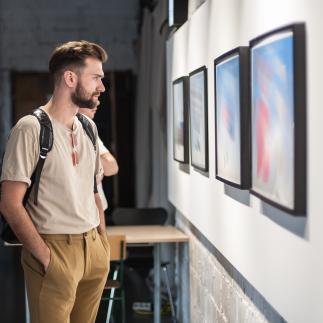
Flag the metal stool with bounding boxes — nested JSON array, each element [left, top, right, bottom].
[[161, 262, 177, 323]]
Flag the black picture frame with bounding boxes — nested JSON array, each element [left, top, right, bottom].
[[249, 23, 306, 215], [214, 47, 251, 189], [189, 66, 208, 172], [173, 76, 189, 163], [168, 0, 188, 28]]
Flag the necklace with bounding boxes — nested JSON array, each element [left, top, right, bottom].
[[70, 132, 79, 166]]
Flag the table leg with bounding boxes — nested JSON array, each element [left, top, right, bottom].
[[154, 243, 161, 323], [25, 281, 30, 323], [176, 241, 190, 322], [181, 242, 190, 323], [175, 243, 179, 321]]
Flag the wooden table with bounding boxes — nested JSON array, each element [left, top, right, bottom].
[[106, 225, 190, 323]]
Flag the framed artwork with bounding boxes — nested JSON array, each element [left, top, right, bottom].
[[189, 66, 208, 172], [214, 47, 250, 188], [250, 23, 306, 214], [173, 76, 189, 163]]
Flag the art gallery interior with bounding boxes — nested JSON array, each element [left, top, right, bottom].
[[0, 0, 322, 323]]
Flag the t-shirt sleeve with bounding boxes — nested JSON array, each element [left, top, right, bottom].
[[98, 136, 109, 155], [0, 116, 40, 187]]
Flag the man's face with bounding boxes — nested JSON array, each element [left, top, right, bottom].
[[79, 104, 98, 120], [71, 57, 105, 109]]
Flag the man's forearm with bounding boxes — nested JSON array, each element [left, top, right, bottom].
[[1, 203, 50, 267], [101, 152, 119, 176], [94, 193, 106, 236]]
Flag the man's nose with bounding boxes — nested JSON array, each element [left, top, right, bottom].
[[98, 79, 105, 92]]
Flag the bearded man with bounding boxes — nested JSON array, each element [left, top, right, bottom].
[[0, 40, 110, 323]]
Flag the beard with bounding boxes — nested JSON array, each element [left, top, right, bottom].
[[71, 82, 100, 109]]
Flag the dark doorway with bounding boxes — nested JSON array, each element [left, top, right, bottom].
[[12, 72, 53, 124], [1, 72, 54, 323]]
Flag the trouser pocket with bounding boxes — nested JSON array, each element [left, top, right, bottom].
[[21, 246, 55, 277]]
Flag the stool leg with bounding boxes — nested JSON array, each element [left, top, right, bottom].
[[121, 288, 126, 323], [106, 268, 119, 323], [162, 264, 177, 323], [25, 281, 30, 323]]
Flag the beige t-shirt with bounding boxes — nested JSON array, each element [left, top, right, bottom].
[[1, 112, 103, 234]]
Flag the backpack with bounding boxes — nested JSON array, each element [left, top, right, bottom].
[[0, 108, 96, 244]]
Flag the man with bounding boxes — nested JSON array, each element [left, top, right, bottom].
[[0, 40, 110, 323], [79, 104, 119, 211]]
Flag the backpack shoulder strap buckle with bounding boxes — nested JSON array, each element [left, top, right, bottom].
[[30, 108, 54, 205]]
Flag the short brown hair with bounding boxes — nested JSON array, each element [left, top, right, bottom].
[[49, 40, 108, 82]]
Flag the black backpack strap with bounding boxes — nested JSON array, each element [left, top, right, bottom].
[[29, 109, 53, 205], [76, 113, 98, 193], [0, 109, 53, 244], [76, 113, 96, 152], [94, 175, 98, 194]]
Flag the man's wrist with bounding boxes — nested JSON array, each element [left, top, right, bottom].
[[38, 245, 51, 271], [97, 226, 107, 237]]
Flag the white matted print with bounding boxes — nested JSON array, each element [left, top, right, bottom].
[[173, 77, 189, 163]]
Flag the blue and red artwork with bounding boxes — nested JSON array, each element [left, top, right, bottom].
[[251, 31, 295, 209]]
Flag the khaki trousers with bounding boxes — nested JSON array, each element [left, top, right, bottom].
[[21, 228, 110, 323]]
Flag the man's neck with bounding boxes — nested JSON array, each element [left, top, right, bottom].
[[43, 90, 78, 130]]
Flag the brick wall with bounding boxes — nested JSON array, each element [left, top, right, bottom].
[[176, 212, 286, 323], [0, 0, 139, 71]]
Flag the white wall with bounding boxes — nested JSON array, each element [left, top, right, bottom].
[[167, 1, 323, 322]]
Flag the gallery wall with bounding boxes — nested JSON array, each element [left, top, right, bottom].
[[166, 0, 323, 322]]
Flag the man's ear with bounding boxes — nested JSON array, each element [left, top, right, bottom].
[[63, 70, 77, 88]]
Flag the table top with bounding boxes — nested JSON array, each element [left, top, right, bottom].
[[106, 225, 189, 244]]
